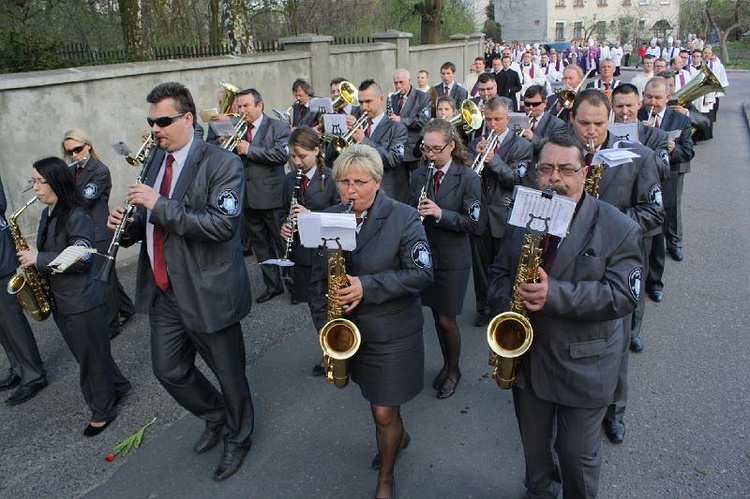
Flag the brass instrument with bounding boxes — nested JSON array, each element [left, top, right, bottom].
[[319, 202, 361, 388], [585, 139, 604, 198], [220, 115, 249, 151], [418, 162, 436, 223], [6, 196, 53, 321], [668, 63, 724, 107], [331, 114, 369, 153], [447, 100, 483, 133], [332, 81, 358, 112], [555, 69, 593, 118], [514, 115, 534, 137], [97, 135, 159, 283], [281, 168, 304, 262], [486, 214, 547, 388], [200, 82, 241, 121], [471, 130, 499, 176], [645, 105, 658, 127], [126, 134, 155, 166]]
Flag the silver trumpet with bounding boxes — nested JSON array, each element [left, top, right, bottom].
[[471, 130, 499, 176]]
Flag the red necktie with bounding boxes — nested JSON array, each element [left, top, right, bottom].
[[396, 94, 405, 115], [433, 170, 444, 197], [153, 154, 174, 291], [245, 123, 254, 143], [585, 152, 594, 167], [530, 117, 537, 132], [301, 175, 309, 196], [604, 82, 611, 90], [365, 119, 373, 138], [443, 85, 449, 96]]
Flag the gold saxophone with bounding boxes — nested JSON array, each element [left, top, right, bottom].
[[486, 215, 545, 388], [585, 139, 604, 199], [6, 196, 53, 321], [319, 202, 361, 388]]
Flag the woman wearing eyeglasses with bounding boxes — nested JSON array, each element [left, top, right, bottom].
[[308, 144, 433, 499], [17, 157, 132, 436], [61, 129, 135, 338], [410, 119, 481, 399]]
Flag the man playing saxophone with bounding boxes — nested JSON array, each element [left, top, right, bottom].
[[487, 134, 643, 499]]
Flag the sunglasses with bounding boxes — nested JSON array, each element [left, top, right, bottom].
[[525, 101, 544, 107], [65, 145, 86, 155], [147, 113, 185, 128]]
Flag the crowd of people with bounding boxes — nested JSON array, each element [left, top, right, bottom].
[[0, 36, 729, 496]]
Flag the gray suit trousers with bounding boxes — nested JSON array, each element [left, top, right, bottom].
[[0, 273, 45, 385]]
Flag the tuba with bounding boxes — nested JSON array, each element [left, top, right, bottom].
[[6, 197, 53, 321], [584, 139, 604, 198], [486, 214, 545, 388], [668, 64, 724, 107], [448, 99, 483, 133], [319, 203, 361, 388]]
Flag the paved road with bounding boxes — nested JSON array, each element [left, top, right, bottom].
[[1, 69, 749, 498]]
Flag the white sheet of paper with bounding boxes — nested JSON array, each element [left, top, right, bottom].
[[309, 97, 334, 114], [609, 122, 640, 143], [298, 212, 357, 251], [323, 114, 349, 135], [273, 108, 290, 123], [48, 246, 98, 274], [508, 112, 529, 129], [508, 186, 576, 238], [665, 129, 682, 141], [208, 120, 236, 137], [593, 148, 641, 167]]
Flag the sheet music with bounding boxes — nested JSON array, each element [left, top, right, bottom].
[[508, 186, 576, 238], [208, 120, 236, 137], [48, 246, 97, 274], [309, 97, 334, 114], [594, 148, 641, 167], [665, 129, 682, 141], [608, 122, 640, 144], [297, 212, 357, 250], [323, 114, 348, 135]]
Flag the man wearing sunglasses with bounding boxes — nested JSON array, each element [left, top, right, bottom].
[[518, 85, 566, 156], [107, 82, 254, 482]]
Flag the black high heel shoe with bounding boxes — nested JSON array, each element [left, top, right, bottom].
[[437, 370, 461, 399], [370, 431, 411, 471], [432, 368, 448, 390]]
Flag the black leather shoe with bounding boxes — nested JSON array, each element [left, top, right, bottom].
[[312, 364, 325, 377], [371, 431, 410, 471], [194, 424, 224, 454], [213, 441, 252, 481], [630, 336, 644, 353], [474, 313, 489, 327], [256, 289, 283, 304], [668, 247, 684, 261], [0, 372, 20, 391], [437, 371, 461, 400], [84, 419, 114, 437], [5, 379, 47, 405], [648, 288, 663, 302], [603, 420, 626, 444]]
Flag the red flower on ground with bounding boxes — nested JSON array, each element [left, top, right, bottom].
[[105, 453, 116, 462]]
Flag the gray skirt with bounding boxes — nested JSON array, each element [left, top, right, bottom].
[[350, 330, 424, 407], [421, 266, 471, 316]]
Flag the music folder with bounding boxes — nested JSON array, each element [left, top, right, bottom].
[[297, 212, 357, 250], [508, 186, 575, 238]]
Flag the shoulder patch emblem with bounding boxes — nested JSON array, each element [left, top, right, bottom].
[[659, 149, 670, 168], [629, 267, 642, 302], [516, 162, 528, 178], [395, 143, 405, 158], [421, 107, 431, 119], [411, 240, 432, 269], [83, 183, 97, 199], [469, 200, 481, 222], [72, 239, 93, 261], [649, 183, 663, 207], [216, 188, 240, 216]]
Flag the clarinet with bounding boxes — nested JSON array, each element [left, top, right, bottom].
[[96, 135, 159, 283], [281, 168, 305, 261], [418, 161, 436, 223]]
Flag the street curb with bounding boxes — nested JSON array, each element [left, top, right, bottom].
[[744, 100, 750, 133]]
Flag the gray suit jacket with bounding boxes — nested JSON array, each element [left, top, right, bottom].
[[390, 88, 431, 163], [637, 122, 671, 180], [596, 133, 665, 237], [0, 176, 20, 276], [469, 131, 534, 238], [488, 193, 642, 408], [357, 115, 409, 203], [75, 158, 112, 244], [433, 82, 469, 105], [528, 112, 568, 155], [124, 140, 252, 333], [240, 115, 290, 210]]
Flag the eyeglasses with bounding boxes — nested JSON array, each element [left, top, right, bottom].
[[335, 178, 374, 188], [536, 164, 584, 176], [147, 113, 185, 128], [65, 145, 86, 155], [30, 178, 48, 185], [525, 101, 544, 107], [420, 143, 450, 154]]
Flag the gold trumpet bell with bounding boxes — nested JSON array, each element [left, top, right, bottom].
[[486, 311, 534, 388]]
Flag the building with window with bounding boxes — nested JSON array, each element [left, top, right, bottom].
[[494, 0, 680, 44]]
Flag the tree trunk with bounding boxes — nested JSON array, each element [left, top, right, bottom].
[[719, 23, 739, 63], [224, 0, 248, 54], [209, 0, 220, 45], [118, 0, 144, 59], [414, 0, 444, 44]]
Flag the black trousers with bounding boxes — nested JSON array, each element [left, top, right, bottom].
[[470, 230, 502, 316], [513, 384, 607, 499], [0, 273, 45, 386], [54, 303, 131, 422], [605, 317, 631, 426], [631, 235, 652, 339], [150, 288, 254, 446], [243, 207, 284, 293], [648, 172, 685, 289]]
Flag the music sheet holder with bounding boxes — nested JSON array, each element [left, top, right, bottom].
[[297, 212, 357, 250]]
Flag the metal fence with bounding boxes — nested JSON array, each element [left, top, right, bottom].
[[332, 36, 374, 45]]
